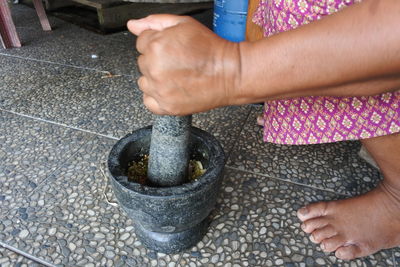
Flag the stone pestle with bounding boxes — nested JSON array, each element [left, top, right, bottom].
[[147, 115, 192, 187]]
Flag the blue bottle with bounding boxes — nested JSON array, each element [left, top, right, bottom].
[[213, 0, 248, 42]]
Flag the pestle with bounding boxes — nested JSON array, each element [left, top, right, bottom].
[[148, 115, 191, 187]]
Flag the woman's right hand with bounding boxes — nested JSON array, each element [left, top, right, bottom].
[[128, 15, 242, 116]]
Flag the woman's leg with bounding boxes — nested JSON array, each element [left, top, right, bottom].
[[297, 133, 400, 260]]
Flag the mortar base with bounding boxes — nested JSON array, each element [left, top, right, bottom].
[[134, 218, 209, 253]]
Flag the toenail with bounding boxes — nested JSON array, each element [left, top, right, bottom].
[[320, 243, 325, 250], [301, 224, 306, 230], [299, 207, 308, 215]]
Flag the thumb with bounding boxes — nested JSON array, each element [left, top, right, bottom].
[[127, 14, 184, 36]]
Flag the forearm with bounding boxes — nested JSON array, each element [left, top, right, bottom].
[[269, 75, 400, 100], [235, 0, 400, 104]]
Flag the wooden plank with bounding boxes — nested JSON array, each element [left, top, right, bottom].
[[0, 0, 22, 48], [20, 0, 74, 11], [246, 0, 264, 42], [44, 0, 74, 11], [33, 0, 52, 31], [70, 0, 115, 9], [98, 2, 212, 30]]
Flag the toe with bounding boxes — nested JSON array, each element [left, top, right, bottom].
[[320, 235, 346, 253], [297, 202, 329, 222], [335, 245, 361, 260], [301, 217, 329, 234], [257, 115, 264, 126], [310, 225, 337, 243]]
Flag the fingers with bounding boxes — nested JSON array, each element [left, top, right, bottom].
[[133, 15, 189, 53], [136, 29, 158, 54], [139, 80, 185, 116], [137, 76, 148, 91], [127, 14, 184, 36], [138, 76, 162, 115], [137, 55, 148, 76], [143, 94, 164, 115]]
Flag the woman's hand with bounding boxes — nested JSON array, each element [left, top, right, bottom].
[[127, 15, 241, 115]]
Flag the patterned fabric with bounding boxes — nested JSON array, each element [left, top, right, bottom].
[[253, 0, 361, 38], [253, 0, 400, 145], [263, 93, 400, 144]]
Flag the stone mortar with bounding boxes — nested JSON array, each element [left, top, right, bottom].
[[108, 126, 225, 253]]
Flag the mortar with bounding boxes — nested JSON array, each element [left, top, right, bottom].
[[108, 126, 225, 253]]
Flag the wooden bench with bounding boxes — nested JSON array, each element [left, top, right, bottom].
[[44, 0, 212, 32], [0, 0, 51, 49]]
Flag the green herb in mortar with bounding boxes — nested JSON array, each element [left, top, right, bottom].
[[127, 155, 206, 185]]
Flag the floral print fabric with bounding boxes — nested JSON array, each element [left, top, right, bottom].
[[253, 0, 400, 144]]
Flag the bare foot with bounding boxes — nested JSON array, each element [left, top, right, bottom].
[[297, 182, 400, 260]]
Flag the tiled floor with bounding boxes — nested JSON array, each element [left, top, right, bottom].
[[227, 109, 383, 197], [0, 247, 39, 267], [0, 4, 398, 267]]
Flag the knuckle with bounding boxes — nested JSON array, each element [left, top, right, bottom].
[[143, 95, 165, 115], [146, 14, 156, 21], [137, 55, 144, 67], [137, 56, 146, 73], [148, 67, 160, 80], [157, 86, 168, 97], [143, 96, 155, 111], [153, 109, 165, 116], [137, 76, 144, 88], [164, 103, 180, 116], [148, 40, 162, 55], [136, 36, 146, 53], [157, 102, 170, 114], [144, 103, 155, 114], [181, 15, 194, 23]]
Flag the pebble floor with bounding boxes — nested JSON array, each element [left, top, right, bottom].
[[1, 4, 399, 267]]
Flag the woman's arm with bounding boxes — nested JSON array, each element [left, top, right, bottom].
[[235, 0, 400, 105], [128, 0, 400, 115]]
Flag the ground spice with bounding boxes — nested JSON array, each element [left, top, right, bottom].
[[127, 155, 206, 185]]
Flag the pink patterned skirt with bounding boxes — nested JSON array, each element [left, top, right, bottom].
[[253, 0, 400, 145]]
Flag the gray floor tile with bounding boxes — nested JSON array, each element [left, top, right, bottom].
[[227, 107, 382, 196], [0, 55, 93, 110], [0, 56, 36, 109], [1, 132, 396, 266], [2, 5, 138, 76], [178, 168, 394, 266], [1, 136, 181, 266], [194, 105, 251, 155], [0, 111, 89, 218], [394, 249, 400, 267], [1, 55, 139, 134], [0, 247, 40, 267], [100, 91, 154, 139]]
